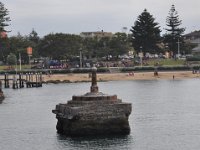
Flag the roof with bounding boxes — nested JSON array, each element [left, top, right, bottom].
[[192, 44, 200, 52]]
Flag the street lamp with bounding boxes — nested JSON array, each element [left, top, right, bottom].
[[177, 38, 180, 57], [19, 53, 21, 71], [175, 37, 181, 59], [79, 48, 82, 68], [139, 46, 143, 66]]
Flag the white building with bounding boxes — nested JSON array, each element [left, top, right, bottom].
[[80, 31, 113, 39]]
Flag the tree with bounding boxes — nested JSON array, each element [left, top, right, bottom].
[[82, 37, 98, 59], [8, 33, 32, 64], [164, 4, 185, 55], [7, 53, 17, 66], [28, 29, 40, 57], [96, 37, 111, 58], [0, 35, 9, 62], [130, 9, 161, 54], [38, 33, 82, 60], [0, 2, 10, 63], [0, 2, 11, 32], [109, 32, 130, 57]]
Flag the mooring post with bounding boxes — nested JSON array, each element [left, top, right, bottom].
[[90, 67, 99, 93]]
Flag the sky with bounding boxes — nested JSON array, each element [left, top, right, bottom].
[[2, 0, 200, 37]]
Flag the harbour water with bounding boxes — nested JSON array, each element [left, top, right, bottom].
[[1, 79, 200, 150]]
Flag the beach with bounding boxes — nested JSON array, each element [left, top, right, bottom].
[[43, 71, 200, 83]]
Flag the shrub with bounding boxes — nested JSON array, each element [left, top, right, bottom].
[[120, 66, 191, 72], [193, 66, 200, 70], [186, 56, 200, 61]]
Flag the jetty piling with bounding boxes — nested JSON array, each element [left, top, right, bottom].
[[1, 72, 43, 89], [4, 73, 9, 88]]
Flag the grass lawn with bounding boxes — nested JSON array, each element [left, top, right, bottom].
[[0, 59, 187, 71], [0, 65, 31, 71], [145, 58, 186, 66]]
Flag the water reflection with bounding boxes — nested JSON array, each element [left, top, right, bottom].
[[56, 134, 133, 150]]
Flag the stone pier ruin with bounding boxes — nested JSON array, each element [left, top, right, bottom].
[[52, 67, 132, 136]]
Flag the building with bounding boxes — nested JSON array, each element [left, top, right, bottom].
[[80, 31, 113, 39], [184, 31, 200, 55]]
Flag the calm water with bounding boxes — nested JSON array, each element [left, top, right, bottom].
[[1, 79, 200, 150]]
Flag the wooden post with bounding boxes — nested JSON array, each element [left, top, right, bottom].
[[21, 73, 24, 88], [4, 73, 9, 88], [31, 73, 33, 82], [12, 75, 16, 89], [26, 73, 28, 81], [40, 72, 42, 87], [19, 73, 22, 88], [35, 72, 38, 87]]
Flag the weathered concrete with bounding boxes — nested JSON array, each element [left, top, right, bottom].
[[52, 67, 132, 136]]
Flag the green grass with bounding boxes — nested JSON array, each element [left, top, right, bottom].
[[0, 59, 186, 71], [145, 58, 186, 66], [0, 65, 31, 71]]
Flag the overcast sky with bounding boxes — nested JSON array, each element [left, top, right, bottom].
[[2, 0, 200, 37]]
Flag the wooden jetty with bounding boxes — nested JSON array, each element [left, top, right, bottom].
[[0, 72, 43, 89]]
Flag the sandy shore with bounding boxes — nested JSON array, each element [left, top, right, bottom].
[[43, 71, 200, 83]]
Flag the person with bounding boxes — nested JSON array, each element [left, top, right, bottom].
[[129, 72, 134, 76], [154, 70, 158, 76], [154, 67, 158, 76], [89, 73, 92, 78]]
